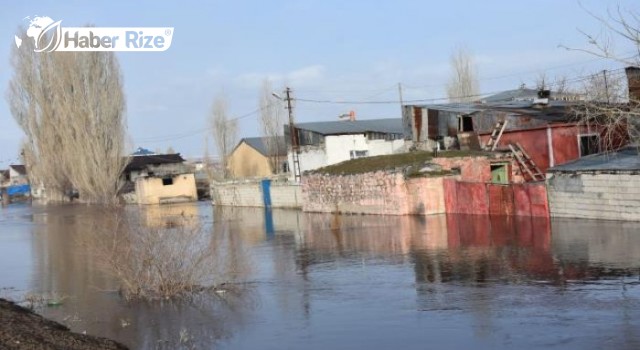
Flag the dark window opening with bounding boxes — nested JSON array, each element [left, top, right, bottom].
[[579, 135, 600, 157], [350, 150, 369, 159], [162, 177, 174, 186], [460, 116, 474, 132]]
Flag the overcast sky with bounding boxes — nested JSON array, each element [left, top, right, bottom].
[[0, 0, 638, 165]]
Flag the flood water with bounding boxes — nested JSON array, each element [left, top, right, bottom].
[[1, 202, 640, 349]]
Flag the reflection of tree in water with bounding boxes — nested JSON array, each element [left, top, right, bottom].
[[31, 203, 258, 348]]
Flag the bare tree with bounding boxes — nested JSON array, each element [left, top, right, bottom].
[[568, 6, 640, 150], [209, 93, 237, 179], [581, 70, 627, 103], [446, 46, 480, 103], [7, 28, 127, 204], [259, 79, 285, 174]]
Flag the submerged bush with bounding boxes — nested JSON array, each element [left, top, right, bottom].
[[81, 208, 239, 301]]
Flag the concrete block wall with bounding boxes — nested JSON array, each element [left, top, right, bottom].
[[270, 183, 302, 208], [211, 180, 302, 208], [301, 172, 446, 215], [548, 173, 640, 221]]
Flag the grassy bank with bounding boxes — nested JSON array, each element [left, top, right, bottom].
[[310, 150, 490, 176]]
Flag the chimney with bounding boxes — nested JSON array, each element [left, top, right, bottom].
[[533, 89, 550, 106], [625, 66, 640, 102]]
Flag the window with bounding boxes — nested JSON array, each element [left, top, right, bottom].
[[162, 177, 174, 186], [350, 150, 369, 159], [459, 116, 474, 132], [579, 134, 600, 157]]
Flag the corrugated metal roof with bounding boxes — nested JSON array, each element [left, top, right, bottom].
[[410, 100, 580, 122], [241, 136, 287, 156], [420, 103, 483, 114], [482, 88, 582, 103], [292, 118, 403, 136], [548, 146, 640, 172]]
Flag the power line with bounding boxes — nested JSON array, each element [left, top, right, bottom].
[[135, 104, 273, 143]]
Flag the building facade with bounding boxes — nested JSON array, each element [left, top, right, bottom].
[[285, 118, 405, 174]]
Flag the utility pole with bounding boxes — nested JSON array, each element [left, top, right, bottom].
[[284, 87, 301, 182], [603, 70, 610, 103], [398, 83, 404, 118]]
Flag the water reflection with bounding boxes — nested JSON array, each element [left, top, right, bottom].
[[1, 203, 639, 349]]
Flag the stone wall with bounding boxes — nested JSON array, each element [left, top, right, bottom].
[[547, 173, 640, 221], [211, 180, 302, 208], [301, 172, 446, 215]]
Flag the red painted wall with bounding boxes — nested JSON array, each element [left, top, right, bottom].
[[478, 124, 608, 173], [443, 178, 549, 217]]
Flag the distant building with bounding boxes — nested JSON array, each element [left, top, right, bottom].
[[228, 136, 287, 178], [8, 165, 28, 186], [285, 118, 405, 173], [131, 147, 156, 156], [122, 153, 197, 205]]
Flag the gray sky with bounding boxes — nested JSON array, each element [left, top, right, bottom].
[[0, 0, 638, 165]]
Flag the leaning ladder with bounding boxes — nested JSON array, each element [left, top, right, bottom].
[[509, 142, 545, 182], [484, 119, 508, 151], [292, 149, 301, 182]]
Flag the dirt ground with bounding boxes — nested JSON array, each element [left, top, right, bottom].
[[0, 298, 128, 350]]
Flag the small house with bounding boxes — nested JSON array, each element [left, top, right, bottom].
[[122, 153, 197, 205], [285, 118, 405, 174], [227, 136, 288, 178]]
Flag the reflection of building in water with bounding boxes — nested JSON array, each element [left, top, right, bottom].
[[413, 215, 554, 284], [139, 202, 200, 228], [552, 219, 640, 270], [212, 206, 304, 246]]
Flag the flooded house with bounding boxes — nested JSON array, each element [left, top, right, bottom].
[[122, 153, 197, 205], [284, 118, 405, 174], [227, 136, 288, 178], [403, 94, 627, 183]]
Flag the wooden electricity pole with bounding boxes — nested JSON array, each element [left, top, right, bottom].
[[285, 87, 301, 182]]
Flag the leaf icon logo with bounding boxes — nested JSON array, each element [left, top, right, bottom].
[[34, 20, 62, 52]]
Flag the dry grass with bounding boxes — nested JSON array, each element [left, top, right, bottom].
[[310, 150, 489, 176], [80, 209, 233, 301]]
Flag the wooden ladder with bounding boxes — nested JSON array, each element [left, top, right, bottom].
[[484, 119, 508, 151], [509, 142, 545, 182], [292, 148, 301, 182]]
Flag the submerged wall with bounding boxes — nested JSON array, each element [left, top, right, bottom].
[[301, 172, 446, 215], [211, 180, 302, 209], [443, 179, 549, 217], [135, 173, 198, 205], [547, 173, 640, 221]]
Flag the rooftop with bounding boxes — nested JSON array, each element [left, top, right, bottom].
[[411, 100, 582, 123], [124, 153, 185, 172], [9, 165, 26, 175], [240, 136, 287, 157], [481, 88, 583, 103], [548, 146, 640, 173], [291, 118, 403, 136]]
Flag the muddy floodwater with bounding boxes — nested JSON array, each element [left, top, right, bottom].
[[1, 202, 640, 349]]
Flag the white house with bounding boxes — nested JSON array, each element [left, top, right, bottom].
[[285, 118, 405, 174]]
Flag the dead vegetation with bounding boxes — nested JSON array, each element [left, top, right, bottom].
[[80, 209, 246, 301], [311, 150, 490, 176]]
